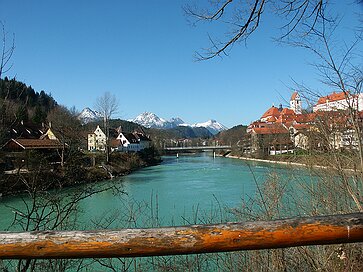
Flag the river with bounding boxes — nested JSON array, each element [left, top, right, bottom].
[[0, 154, 309, 231]]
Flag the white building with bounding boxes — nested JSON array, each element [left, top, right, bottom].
[[290, 91, 302, 114], [88, 125, 106, 151], [133, 132, 152, 150], [116, 132, 141, 152], [313, 91, 363, 112]]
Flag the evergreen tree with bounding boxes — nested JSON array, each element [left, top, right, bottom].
[[32, 106, 47, 125], [16, 105, 28, 123]]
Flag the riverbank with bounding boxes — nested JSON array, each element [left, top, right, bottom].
[[224, 154, 358, 172], [225, 154, 319, 168], [0, 148, 162, 197]]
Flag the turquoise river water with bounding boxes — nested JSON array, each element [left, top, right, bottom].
[[0, 154, 311, 231]]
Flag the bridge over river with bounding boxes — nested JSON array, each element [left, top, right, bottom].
[[163, 145, 232, 157]]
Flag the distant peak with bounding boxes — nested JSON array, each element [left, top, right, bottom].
[[78, 107, 102, 124]]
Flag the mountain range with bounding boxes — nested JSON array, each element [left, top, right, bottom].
[[131, 112, 228, 135], [78, 109, 228, 135]]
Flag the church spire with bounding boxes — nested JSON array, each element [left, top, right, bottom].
[[290, 91, 302, 114]]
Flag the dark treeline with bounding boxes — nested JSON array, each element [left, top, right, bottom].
[[0, 77, 57, 126]]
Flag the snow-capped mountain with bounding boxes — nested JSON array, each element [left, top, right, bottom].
[[192, 119, 228, 135], [132, 112, 227, 134], [78, 107, 102, 124], [132, 112, 169, 128], [169, 117, 185, 126]]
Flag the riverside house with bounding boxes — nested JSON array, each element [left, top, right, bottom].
[[87, 126, 151, 153], [1, 122, 64, 170]]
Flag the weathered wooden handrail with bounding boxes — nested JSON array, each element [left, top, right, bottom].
[[0, 213, 362, 259]]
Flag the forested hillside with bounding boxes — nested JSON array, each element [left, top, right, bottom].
[[0, 77, 63, 145], [214, 125, 247, 146], [0, 77, 56, 126]]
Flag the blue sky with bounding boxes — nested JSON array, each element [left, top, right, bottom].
[[0, 1, 361, 127]]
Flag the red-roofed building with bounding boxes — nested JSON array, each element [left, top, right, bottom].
[[2, 137, 65, 170], [250, 123, 293, 156], [313, 91, 363, 112], [276, 108, 297, 124], [260, 106, 281, 122], [245, 90, 363, 156], [288, 124, 313, 150], [2, 139, 63, 151]]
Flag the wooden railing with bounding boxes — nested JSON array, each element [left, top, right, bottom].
[[0, 213, 362, 259]]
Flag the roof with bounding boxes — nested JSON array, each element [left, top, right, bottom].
[[280, 108, 295, 115], [294, 113, 316, 123], [266, 116, 277, 122], [291, 124, 311, 130], [291, 91, 299, 100], [248, 121, 267, 128], [109, 128, 119, 139], [3, 139, 63, 150], [252, 124, 289, 135], [8, 123, 45, 139], [134, 133, 151, 142], [122, 133, 139, 144], [110, 139, 121, 148], [316, 91, 349, 105], [261, 106, 280, 119]]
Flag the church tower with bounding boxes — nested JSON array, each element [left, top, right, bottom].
[[290, 91, 302, 114]]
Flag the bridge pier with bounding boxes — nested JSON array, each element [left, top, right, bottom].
[[213, 151, 216, 158]]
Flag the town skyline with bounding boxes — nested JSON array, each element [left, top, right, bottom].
[[0, 1, 361, 127]]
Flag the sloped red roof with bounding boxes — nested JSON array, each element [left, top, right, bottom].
[[292, 124, 311, 130], [266, 116, 277, 122], [249, 121, 266, 128], [317, 91, 349, 105], [110, 139, 121, 148], [280, 108, 295, 115], [261, 106, 280, 119], [274, 108, 296, 124], [295, 113, 316, 123], [4, 139, 63, 150], [252, 124, 288, 135]]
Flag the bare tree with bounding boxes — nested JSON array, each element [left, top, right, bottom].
[[0, 21, 15, 78], [0, 22, 15, 143], [95, 92, 119, 163], [184, 0, 332, 60], [286, 15, 363, 211], [1, 158, 123, 272], [47, 105, 83, 167]]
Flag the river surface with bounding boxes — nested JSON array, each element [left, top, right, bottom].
[[0, 154, 308, 230]]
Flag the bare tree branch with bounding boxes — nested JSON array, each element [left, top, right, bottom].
[[95, 92, 119, 163], [0, 21, 15, 78], [185, 0, 334, 60]]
